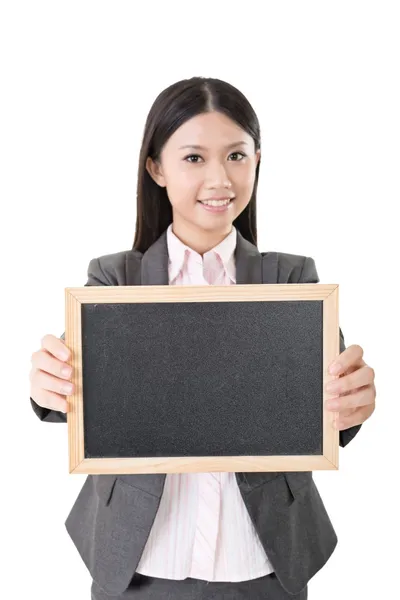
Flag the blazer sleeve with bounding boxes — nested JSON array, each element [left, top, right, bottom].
[[30, 257, 115, 423], [299, 256, 362, 448]]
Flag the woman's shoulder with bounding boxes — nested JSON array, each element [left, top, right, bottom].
[[261, 251, 319, 284], [85, 248, 143, 287]]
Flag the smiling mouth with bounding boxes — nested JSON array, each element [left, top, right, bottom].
[[198, 197, 235, 207]]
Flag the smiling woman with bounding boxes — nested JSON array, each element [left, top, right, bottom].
[[29, 75, 373, 600], [130, 76, 262, 258], [145, 111, 260, 253]]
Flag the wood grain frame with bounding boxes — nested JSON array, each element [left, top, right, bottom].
[[65, 284, 340, 474]]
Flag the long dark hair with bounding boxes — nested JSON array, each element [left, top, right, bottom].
[[133, 76, 261, 253]]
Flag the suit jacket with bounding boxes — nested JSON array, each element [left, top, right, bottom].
[[30, 229, 362, 596]]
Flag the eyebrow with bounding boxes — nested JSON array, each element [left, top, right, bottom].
[[178, 141, 249, 150]]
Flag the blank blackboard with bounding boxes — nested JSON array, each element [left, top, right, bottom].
[[65, 284, 340, 473]]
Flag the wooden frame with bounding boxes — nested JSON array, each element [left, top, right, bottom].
[[65, 284, 340, 474]]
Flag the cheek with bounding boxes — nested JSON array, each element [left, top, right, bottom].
[[230, 165, 256, 197], [165, 169, 201, 205]]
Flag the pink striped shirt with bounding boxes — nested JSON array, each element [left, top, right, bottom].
[[135, 223, 274, 582]]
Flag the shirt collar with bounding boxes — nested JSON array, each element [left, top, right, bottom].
[[166, 223, 237, 283]]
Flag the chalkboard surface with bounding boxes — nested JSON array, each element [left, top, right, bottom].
[[81, 300, 323, 459]]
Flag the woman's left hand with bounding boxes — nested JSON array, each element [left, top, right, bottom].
[[325, 344, 376, 431]]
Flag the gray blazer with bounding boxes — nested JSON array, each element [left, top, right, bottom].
[[31, 228, 362, 597]]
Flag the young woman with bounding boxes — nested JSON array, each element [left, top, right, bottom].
[[29, 76, 376, 600]]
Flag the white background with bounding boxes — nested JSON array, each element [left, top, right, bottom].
[[1, 1, 399, 598]]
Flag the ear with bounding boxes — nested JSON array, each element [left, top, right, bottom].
[[146, 157, 166, 187], [255, 149, 261, 167]]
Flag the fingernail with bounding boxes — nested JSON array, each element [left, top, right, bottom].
[[329, 363, 342, 375], [327, 400, 339, 410], [58, 352, 69, 361], [62, 384, 73, 394], [61, 366, 71, 378], [326, 381, 339, 392]]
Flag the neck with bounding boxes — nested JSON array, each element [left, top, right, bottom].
[[171, 220, 233, 256]]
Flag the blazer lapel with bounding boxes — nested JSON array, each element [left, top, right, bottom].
[[140, 230, 169, 285], [235, 229, 263, 285]]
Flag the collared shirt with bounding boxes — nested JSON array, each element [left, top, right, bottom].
[[136, 223, 274, 582]]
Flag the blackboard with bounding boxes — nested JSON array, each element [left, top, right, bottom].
[[65, 284, 340, 473]]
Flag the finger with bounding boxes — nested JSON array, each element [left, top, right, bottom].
[[329, 344, 364, 375], [333, 385, 375, 411], [34, 369, 75, 396], [337, 403, 375, 430], [326, 365, 375, 395], [339, 407, 358, 419], [32, 387, 69, 413], [31, 349, 73, 380], [40, 334, 70, 361], [339, 363, 363, 376]]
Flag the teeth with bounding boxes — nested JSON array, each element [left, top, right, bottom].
[[201, 199, 231, 207]]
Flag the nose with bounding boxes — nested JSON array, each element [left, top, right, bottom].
[[205, 160, 232, 190]]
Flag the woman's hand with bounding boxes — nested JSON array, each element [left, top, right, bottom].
[[29, 334, 74, 413], [325, 344, 376, 431]]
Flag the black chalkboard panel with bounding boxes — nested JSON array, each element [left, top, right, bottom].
[[81, 300, 323, 459]]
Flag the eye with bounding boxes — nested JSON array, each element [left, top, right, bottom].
[[184, 154, 203, 163], [228, 152, 246, 161]]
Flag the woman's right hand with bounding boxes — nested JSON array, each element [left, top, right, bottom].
[[29, 334, 74, 413]]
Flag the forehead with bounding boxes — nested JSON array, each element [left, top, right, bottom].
[[165, 111, 252, 149]]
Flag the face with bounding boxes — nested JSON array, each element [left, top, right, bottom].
[[146, 111, 260, 247]]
